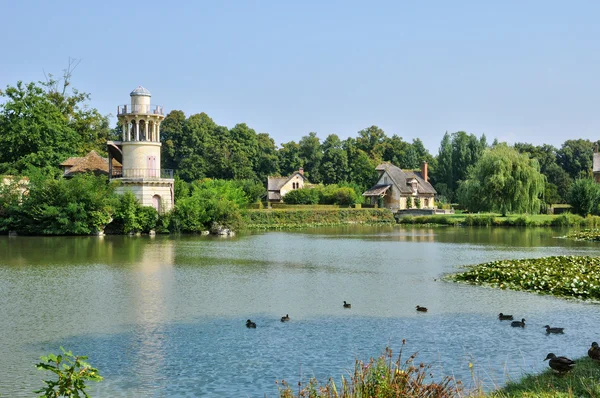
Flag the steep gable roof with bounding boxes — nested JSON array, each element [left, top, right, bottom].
[[374, 163, 436, 195]]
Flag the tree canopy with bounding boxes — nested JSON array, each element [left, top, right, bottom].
[[457, 145, 545, 215]]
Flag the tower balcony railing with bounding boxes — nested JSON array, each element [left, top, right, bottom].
[[111, 169, 174, 179], [117, 104, 164, 115]]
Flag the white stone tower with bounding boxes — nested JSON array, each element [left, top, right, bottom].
[[107, 86, 174, 212]]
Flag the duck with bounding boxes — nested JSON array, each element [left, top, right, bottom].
[[511, 318, 526, 328], [498, 313, 514, 321], [280, 314, 290, 322], [544, 353, 575, 373], [544, 325, 564, 334], [246, 319, 256, 328], [416, 305, 428, 312], [343, 301, 351, 309], [588, 342, 600, 361]]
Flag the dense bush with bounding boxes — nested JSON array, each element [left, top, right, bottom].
[[568, 178, 600, 216], [170, 179, 248, 232], [1, 172, 117, 235], [284, 184, 362, 206], [245, 208, 395, 229]]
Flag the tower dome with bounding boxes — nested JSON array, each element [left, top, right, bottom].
[[130, 85, 151, 97]]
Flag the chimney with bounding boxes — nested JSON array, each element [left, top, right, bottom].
[[298, 167, 304, 176], [421, 161, 428, 183], [595, 143, 599, 154]]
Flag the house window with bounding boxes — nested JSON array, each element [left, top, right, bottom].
[[424, 198, 429, 207], [384, 176, 388, 184], [152, 195, 161, 212]]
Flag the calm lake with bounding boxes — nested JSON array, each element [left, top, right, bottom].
[[1, 226, 600, 397]]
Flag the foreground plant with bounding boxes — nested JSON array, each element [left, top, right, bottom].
[[450, 255, 600, 300], [277, 344, 462, 397], [35, 346, 103, 397]]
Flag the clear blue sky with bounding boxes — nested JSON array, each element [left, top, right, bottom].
[[2, 0, 599, 153]]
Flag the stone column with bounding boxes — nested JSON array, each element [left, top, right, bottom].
[[145, 118, 149, 142], [135, 119, 140, 141], [122, 122, 126, 141]]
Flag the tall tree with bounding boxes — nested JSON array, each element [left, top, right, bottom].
[[255, 133, 279, 182], [298, 132, 323, 183], [557, 139, 595, 179], [433, 132, 454, 201], [0, 81, 80, 173], [356, 125, 387, 160], [457, 145, 545, 215], [320, 134, 349, 184], [278, 141, 302, 176]]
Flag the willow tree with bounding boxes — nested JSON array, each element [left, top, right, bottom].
[[457, 144, 545, 216]]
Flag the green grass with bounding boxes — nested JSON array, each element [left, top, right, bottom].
[[488, 357, 600, 397], [398, 213, 600, 227]]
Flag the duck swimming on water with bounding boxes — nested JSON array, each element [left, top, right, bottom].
[[416, 305, 428, 312], [544, 325, 564, 334], [280, 314, 290, 322], [511, 318, 526, 327], [343, 301, 351, 309], [246, 319, 256, 328], [498, 313, 514, 321]]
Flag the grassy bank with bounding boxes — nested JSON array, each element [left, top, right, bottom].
[[489, 356, 600, 397], [398, 213, 600, 227], [448, 256, 600, 300], [244, 208, 395, 229]]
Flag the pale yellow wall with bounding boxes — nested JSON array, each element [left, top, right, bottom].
[[121, 142, 162, 173], [116, 182, 174, 212], [280, 174, 305, 197]]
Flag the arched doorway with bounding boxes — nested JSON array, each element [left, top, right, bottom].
[[152, 195, 161, 212]]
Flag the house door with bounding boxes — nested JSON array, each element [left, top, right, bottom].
[[147, 156, 157, 177]]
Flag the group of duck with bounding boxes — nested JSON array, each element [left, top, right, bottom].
[[246, 307, 594, 374], [245, 302, 425, 329], [499, 312, 600, 373]]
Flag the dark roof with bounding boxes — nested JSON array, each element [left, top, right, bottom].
[[371, 163, 436, 195], [362, 184, 392, 196]]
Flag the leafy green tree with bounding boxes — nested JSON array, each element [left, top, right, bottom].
[[0, 81, 80, 173], [557, 139, 595, 179], [356, 125, 387, 159], [298, 132, 323, 183], [380, 134, 410, 166], [161, 110, 188, 171], [35, 346, 103, 398], [433, 132, 453, 199], [278, 141, 302, 176], [568, 178, 600, 216], [255, 133, 280, 182], [457, 145, 545, 216], [320, 134, 349, 184], [344, 138, 378, 192]]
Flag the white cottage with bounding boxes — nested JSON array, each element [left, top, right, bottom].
[[267, 168, 308, 203]]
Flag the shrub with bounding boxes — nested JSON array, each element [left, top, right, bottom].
[[277, 345, 461, 398], [35, 346, 103, 397]]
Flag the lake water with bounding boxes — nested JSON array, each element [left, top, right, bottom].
[[1, 226, 600, 397]]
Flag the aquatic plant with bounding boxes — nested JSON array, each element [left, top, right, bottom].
[[450, 255, 600, 300], [277, 345, 462, 398], [564, 228, 600, 242]]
